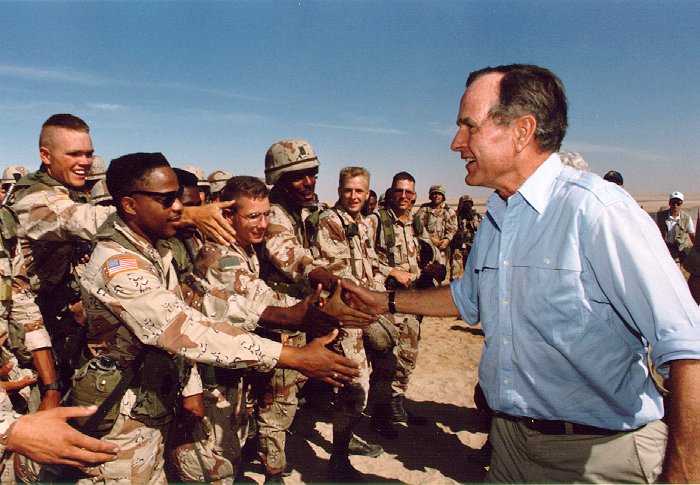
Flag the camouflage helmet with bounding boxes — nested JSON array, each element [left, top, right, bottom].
[[207, 169, 233, 194], [2, 165, 28, 184], [459, 194, 473, 202], [90, 178, 112, 205], [429, 184, 446, 197], [86, 156, 107, 181], [182, 166, 211, 189], [264, 138, 319, 185]]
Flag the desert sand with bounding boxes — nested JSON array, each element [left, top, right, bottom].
[[239, 316, 489, 484]]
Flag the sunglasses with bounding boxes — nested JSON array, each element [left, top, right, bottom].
[[129, 189, 182, 208]]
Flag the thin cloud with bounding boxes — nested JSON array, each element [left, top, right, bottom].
[[565, 141, 675, 164], [306, 123, 408, 135]]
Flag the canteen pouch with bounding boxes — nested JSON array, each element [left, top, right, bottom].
[[363, 315, 399, 352], [69, 355, 123, 437]]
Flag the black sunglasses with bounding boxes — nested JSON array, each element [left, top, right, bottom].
[[129, 189, 182, 208]]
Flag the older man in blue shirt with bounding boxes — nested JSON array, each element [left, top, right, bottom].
[[342, 64, 700, 483]]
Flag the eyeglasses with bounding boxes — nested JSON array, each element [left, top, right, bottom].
[[129, 190, 182, 208], [235, 210, 271, 226]]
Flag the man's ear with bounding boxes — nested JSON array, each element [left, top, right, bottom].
[[513, 114, 537, 152], [39, 146, 51, 168], [122, 196, 138, 217]]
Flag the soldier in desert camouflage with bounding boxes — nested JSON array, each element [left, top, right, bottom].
[[71, 152, 360, 483], [449, 194, 481, 281], [308, 166, 395, 481], [416, 184, 457, 268]]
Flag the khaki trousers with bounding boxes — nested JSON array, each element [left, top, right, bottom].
[[487, 415, 667, 483]]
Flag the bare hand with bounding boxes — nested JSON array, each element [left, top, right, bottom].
[[301, 285, 342, 335], [282, 330, 360, 387], [339, 279, 388, 315], [181, 393, 205, 420], [318, 282, 374, 328], [6, 406, 119, 466], [68, 301, 87, 327], [182, 201, 237, 245], [0, 375, 37, 394], [0, 361, 14, 378], [37, 389, 61, 411], [439, 239, 450, 250], [389, 269, 412, 288]]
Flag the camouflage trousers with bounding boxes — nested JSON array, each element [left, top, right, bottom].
[[250, 332, 307, 475], [77, 412, 169, 484], [335, 328, 370, 418], [168, 379, 247, 484], [451, 247, 467, 281], [391, 313, 421, 398]]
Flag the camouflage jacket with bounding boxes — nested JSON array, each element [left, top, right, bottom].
[[13, 170, 114, 300], [369, 208, 422, 281], [416, 203, 457, 244], [312, 204, 384, 290], [0, 397, 20, 456], [454, 211, 482, 248], [195, 240, 296, 332], [80, 218, 281, 373], [260, 185, 326, 296]]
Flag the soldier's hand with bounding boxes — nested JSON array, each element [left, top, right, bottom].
[[0, 375, 37, 394], [301, 285, 342, 335], [0, 361, 14, 378], [6, 406, 119, 466], [339, 279, 388, 315], [279, 330, 359, 387], [182, 201, 237, 246], [37, 389, 61, 411], [389, 269, 412, 288], [319, 282, 374, 328]]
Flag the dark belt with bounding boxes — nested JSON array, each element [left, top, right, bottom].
[[496, 413, 627, 436]]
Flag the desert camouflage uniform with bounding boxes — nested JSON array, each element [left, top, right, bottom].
[[256, 185, 331, 475], [450, 211, 482, 280], [312, 205, 391, 418], [70, 219, 281, 483], [0, 398, 21, 481], [416, 202, 457, 265], [369, 209, 423, 399], [12, 170, 114, 382]]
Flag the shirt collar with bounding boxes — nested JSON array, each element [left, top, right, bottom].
[[516, 152, 562, 215], [486, 153, 562, 229]]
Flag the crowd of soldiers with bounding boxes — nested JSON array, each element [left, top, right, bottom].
[[0, 114, 484, 484]]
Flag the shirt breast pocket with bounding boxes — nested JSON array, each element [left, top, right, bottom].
[[509, 253, 584, 344]]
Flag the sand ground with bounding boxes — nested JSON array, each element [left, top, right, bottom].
[[239, 316, 489, 484]]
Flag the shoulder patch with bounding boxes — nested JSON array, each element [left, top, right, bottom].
[[219, 256, 241, 269], [104, 256, 139, 277], [43, 192, 70, 204]]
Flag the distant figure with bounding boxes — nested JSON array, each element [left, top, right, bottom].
[[656, 191, 696, 262], [603, 170, 624, 187], [558, 150, 589, 172], [361, 189, 378, 216], [450, 195, 482, 281]]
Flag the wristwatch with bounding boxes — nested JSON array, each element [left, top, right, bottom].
[[39, 381, 62, 393]]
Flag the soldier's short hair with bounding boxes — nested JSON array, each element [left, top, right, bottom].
[[39, 114, 90, 148], [220, 176, 269, 207], [106, 152, 171, 214], [391, 171, 415, 188], [339, 166, 370, 187], [467, 64, 567, 152], [173, 168, 199, 189]]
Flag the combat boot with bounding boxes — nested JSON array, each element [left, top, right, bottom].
[[371, 402, 398, 439], [391, 396, 429, 425], [348, 435, 384, 457], [327, 455, 365, 483]]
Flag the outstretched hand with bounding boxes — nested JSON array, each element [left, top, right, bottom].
[[182, 200, 237, 245], [339, 278, 388, 315], [6, 406, 119, 467], [319, 282, 374, 328], [283, 330, 360, 387]]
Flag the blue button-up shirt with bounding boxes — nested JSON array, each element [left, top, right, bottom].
[[451, 153, 700, 430]]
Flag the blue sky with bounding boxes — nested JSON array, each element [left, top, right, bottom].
[[1, 0, 698, 202]]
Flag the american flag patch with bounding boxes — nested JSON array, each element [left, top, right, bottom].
[[105, 256, 138, 277], [44, 192, 70, 203]]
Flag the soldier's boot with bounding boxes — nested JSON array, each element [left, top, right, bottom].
[[371, 402, 398, 439], [348, 435, 384, 458], [390, 395, 429, 425], [328, 456, 365, 483]]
